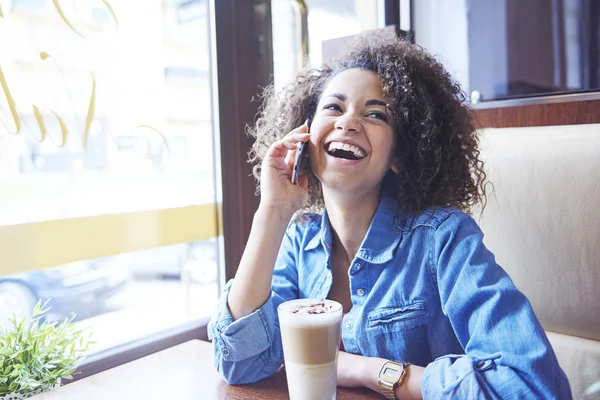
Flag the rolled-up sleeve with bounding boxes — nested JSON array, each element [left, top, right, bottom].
[[207, 227, 300, 384], [422, 212, 572, 399]]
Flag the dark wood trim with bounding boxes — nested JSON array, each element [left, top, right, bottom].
[[214, 0, 272, 281], [383, 1, 415, 42], [589, 0, 599, 87], [70, 318, 209, 383], [473, 98, 600, 128], [383, 0, 400, 26]]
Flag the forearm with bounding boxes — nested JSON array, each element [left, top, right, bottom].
[[341, 352, 424, 400], [227, 204, 295, 320], [209, 281, 286, 385]]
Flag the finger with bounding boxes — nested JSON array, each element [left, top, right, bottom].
[[285, 122, 309, 137], [280, 138, 309, 166], [265, 125, 310, 164], [265, 139, 297, 160], [282, 162, 293, 177], [280, 139, 300, 150], [266, 135, 308, 164], [284, 145, 297, 166], [265, 141, 304, 176], [282, 133, 310, 148]]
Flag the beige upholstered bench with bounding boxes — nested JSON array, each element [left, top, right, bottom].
[[478, 123, 600, 399]]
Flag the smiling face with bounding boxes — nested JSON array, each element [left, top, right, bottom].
[[308, 68, 398, 196]]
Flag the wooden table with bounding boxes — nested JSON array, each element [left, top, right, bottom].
[[33, 339, 382, 399]]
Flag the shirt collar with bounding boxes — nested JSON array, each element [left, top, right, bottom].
[[304, 208, 332, 255], [303, 192, 403, 263]]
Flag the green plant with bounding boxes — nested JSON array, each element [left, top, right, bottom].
[[0, 300, 93, 396]]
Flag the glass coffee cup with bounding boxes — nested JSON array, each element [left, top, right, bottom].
[[277, 299, 343, 400]]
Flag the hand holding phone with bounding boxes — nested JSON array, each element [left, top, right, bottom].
[[291, 119, 311, 185]]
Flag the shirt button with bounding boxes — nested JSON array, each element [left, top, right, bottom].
[[222, 348, 230, 357], [353, 263, 361, 271], [356, 288, 365, 296], [345, 321, 352, 329]]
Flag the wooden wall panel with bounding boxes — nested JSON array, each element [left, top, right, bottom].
[[474, 99, 600, 128]]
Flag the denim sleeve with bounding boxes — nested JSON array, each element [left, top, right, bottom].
[[422, 212, 572, 399], [207, 227, 300, 385]]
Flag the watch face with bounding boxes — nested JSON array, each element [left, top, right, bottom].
[[381, 365, 401, 384]]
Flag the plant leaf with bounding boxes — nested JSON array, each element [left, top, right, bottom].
[[0, 300, 92, 395]]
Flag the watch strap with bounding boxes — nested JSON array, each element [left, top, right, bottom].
[[378, 360, 410, 400]]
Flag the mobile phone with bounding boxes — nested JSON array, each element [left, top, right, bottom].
[[291, 118, 311, 185]]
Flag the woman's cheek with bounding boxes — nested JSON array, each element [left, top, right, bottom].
[[308, 149, 324, 179]]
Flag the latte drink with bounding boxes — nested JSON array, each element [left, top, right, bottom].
[[278, 299, 343, 400]]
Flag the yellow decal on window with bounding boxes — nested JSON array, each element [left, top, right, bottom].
[[0, 204, 219, 277], [51, 0, 118, 40], [0, 65, 21, 134], [32, 106, 68, 147]]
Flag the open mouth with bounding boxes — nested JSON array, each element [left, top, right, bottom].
[[325, 141, 367, 161]]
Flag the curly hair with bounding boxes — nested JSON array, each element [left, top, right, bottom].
[[248, 30, 487, 215]]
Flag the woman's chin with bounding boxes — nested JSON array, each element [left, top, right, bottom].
[[317, 172, 378, 195]]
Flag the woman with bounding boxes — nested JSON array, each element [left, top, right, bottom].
[[208, 31, 571, 399]]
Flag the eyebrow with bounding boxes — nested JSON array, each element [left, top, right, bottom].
[[325, 93, 388, 108], [365, 99, 388, 107]]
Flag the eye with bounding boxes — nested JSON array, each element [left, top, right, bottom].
[[322, 103, 342, 112], [366, 111, 388, 122]]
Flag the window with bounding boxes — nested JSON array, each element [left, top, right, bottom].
[[11, 0, 46, 12], [412, 0, 600, 104], [163, 0, 209, 47], [271, 0, 382, 89], [0, 0, 219, 357], [176, 0, 207, 24]]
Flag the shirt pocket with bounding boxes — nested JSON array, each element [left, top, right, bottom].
[[366, 301, 427, 330], [364, 301, 431, 366]]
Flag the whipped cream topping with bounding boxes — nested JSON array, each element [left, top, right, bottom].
[[291, 301, 335, 315]]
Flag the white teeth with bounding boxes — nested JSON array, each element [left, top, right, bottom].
[[327, 141, 366, 158]]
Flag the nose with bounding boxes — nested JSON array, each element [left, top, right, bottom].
[[334, 113, 360, 133]]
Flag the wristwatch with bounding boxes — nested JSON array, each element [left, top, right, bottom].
[[378, 360, 411, 399]]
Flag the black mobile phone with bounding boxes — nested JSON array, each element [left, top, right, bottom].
[[291, 118, 311, 185]]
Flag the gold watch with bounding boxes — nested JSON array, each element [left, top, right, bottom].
[[378, 360, 410, 399]]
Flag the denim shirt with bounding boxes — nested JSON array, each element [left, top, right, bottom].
[[208, 193, 572, 399]]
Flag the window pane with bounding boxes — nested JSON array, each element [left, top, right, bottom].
[[413, 0, 600, 103], [271, 0, 380, 88], [0, 0, 219, 354], [11, 0, 46, 12]]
